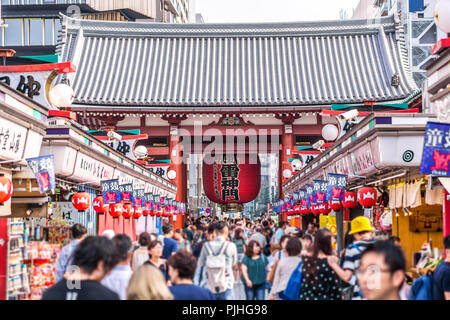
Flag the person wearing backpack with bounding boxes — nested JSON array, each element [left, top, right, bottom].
[[357, 241, 406, 300], [193, 221, 238, 300], [431, 235, 450, 300], [241, 240, 268, 300], [327, 216, 375, 300], [300, 228, 342, 300]]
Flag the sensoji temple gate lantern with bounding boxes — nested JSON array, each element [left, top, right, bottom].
[[57, 14, 419, 207]]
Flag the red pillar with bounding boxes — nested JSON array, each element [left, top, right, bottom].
[[279, 122, 294, 200], [169, 125, 187, 203], [444, 191, 450, 238]]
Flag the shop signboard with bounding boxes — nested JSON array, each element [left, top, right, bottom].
[[409, 206, 443, 232], [319, 215, 328, 228], [377, 135, 424, 167], [420, 122, 450, 176], [119, 183, 134, 204], [349, 143, 375, 176], [0, 116, 27, 161], [325, 154, 352, 176], [73, 152, 115, 184], [148, 165, 169, 180], [101, 179, 121, 204]]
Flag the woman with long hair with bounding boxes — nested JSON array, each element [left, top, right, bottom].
[[241, 240, 268, 300], [174, 229, 191, 252], [126, 265, 173, 300], [131, 232, 151, 271], [144, 240, 169, 283], [300, 228, 342, 300]]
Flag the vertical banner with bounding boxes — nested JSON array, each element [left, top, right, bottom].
[[420, 122, 450, 176], [26, 155, 56, 194], [326, 173, 348, 201], [306, 184, 313, 207], [133, 189, 145, 207], [119, 183, 134, 204], [313, 180, 328, 204], [101, 179, 121, 204]]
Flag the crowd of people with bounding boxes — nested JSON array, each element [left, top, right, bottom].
[[41, 215, 450, 300]]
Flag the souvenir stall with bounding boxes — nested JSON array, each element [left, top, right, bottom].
[[282, 113, 442, 268]]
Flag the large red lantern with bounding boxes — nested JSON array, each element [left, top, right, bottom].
[[133, 207, 143, 219], [318, 203, 331, 215], [109, 203, 123, 218], [358, 187, 377, 207], [342, 191, 357, 209], [0, 176, 13, 203], [203, 154, 261, 204], [328, 199, 342, 211], [93, 196, 105, 214], [122, 204, 133, 218], [72, 192, 90, 211]]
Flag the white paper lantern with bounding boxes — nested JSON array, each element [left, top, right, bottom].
[[321, 124, 339, 141], [435, 0, 450, 34], [134, 145, 148, 158], [49, 83, 74, 108], [167, 170, 177, 180], [291, 159, 303, 171], [283, 169, 292, 179]]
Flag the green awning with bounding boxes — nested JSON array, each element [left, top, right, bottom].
[[19, 54, 59, 64]]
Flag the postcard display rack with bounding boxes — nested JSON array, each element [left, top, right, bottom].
[[6, 218, 68, 300]]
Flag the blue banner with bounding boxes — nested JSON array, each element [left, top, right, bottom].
[[119, 183, 134, 204], [305, 184, 313, 207], [101, 179, 121, 204], [26, 155, 56, 194], [326, 173, 348, 201], [420, 122, 450, 176], [133, 189, 145, 207], [313, 180, 328, 204]]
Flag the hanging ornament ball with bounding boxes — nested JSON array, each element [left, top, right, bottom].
[[167, 169, 177, 180], [134, 145, 148, 159], [434, 0, 450, 34], [283, 169, 292, 179], [49, 83, 74, 108], [321, 124, 339, 141]]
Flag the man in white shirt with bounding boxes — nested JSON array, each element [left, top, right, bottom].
[[102, 234, 133, 300]]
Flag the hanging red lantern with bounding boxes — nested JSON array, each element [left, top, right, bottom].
[[328, 199, 342, 211], [311, 204, 320, 215], [133, 207, 143, 219], [122, 204, 133, 219], [203, 154, 261, 204], [143, 208, 150, 216], [109, 203, 123, 218], [358, 187, 377, 207], [342, 191, 358, 209], [318, 202, 331, 215], [72, 192, 90, 211], [0, 176, 13, 203], [93, 196, 105, 214]]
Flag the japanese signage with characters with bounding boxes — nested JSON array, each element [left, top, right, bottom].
[[119, 183, 134, 204], [101, 179, 121, 204], [220, 154, 240, 202], [26, 155, 56, 194], [0, 117, 27, 160], [326, 173, 348, 201], [420, 122, 450, 176]]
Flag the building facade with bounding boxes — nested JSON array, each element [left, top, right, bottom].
[[352, 0, 447, 86]]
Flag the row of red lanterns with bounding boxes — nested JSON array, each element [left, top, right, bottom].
[[280, 187, 377, 216]]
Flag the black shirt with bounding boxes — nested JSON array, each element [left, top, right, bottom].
[[42, 280, 120, 300]]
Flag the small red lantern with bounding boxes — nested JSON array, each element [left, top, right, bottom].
[[342, 191, 357, 209], [328, 199, 342, 211], [109, 203, 123, 218], [318, 203, 331, 215], [357, 187, 377, 207], [122, 204, 133, 219], [311, 204, 320, 215], [0, 176, 13, 203], [143, 209, 150, 216], [93, 196, 105, 214], [133, 207, 143, 219], [72, 192, 90, 211]]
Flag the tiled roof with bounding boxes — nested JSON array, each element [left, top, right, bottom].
[[58, 14, 418, 107]]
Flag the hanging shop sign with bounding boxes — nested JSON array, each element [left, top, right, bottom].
[[0, 117, 28, 161], [350, 143, 375, 176], [203, 154, 261, 204], [101, 179, 121, 204], [420, 122, 450, 176], [73, 152, 115, 183], [326, 173, 347, 201], [26, 155, 56, 194], [147, 165, 170, 180], [119, 183, 134, 204], [133, 189, 145, 207]]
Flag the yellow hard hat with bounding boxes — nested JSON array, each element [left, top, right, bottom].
[[349, 216, 374, 235]]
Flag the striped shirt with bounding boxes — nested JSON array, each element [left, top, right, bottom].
[[342, 240, 374, 300]]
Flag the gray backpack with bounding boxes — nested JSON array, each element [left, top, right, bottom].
[[204, 242, 230, 294]]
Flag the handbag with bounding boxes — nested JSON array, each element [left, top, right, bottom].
[[279, 260, 303, 300]]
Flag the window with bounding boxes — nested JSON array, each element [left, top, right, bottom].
[[4, 19, 22, 46], [30, 19, 43, 45], [44, 18, 53, 45]]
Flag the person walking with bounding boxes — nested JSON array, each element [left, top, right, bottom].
[[161, 223, 178, 259], [43, 236, 119, 300], [131, 232, 151, 271], [357, 241, 406, 300], [269, 237, 302, 300], [168, 250, 216, 300], [301, 234, 314, 256], [101, 234, 133, 300], [174, 229, 191, 252], [300, 228, 342, 300], [55, 224, 87, 282], [183, 222, 194, 245], [272, 221, 287, 244], [249, 227, 267, 249], [126, 265, 174, 300], [144, 240, 169, 282], [241, 240, 268, 300], [194, 221, 238, 300], [432, 235, 450, 300], [231, 228, 246, 263], [327, 216, 375, 300]]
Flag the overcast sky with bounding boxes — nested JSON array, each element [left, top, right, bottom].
[[195, 0, 361, 23]]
